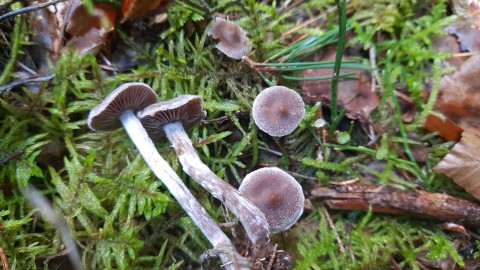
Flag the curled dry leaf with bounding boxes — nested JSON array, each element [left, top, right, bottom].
[[422, 114, 463, 142], [451, 0, 480, 28], [121, 0, 171, 23], [434, 130, 480, 200], [446, 20, 480, 52], [436, 54, 480, 130], [65, 3, 117, 55], [301, 68, 378, 120]]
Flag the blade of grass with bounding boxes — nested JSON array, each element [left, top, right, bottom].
[[329, 0, 347, 136]]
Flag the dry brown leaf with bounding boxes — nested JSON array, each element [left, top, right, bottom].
[[301, 45, 378, 120], [121, 0, 171, 23], [434, 130, 480, 200], [64, 3, 117, 55], [446, 20, 480, 52], [301, 68, 378, 120], [451, 0, 480, 28], [422, 114, 463, 142], [436, 54, 480, 130]]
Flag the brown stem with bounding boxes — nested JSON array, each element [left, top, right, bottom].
[[311, 184, 480, 226]]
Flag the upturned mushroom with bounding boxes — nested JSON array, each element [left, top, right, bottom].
[[207, 17, 251, 60], [239, 167, 304, 233], [137, 95, 270, 244], [88, 83, 246, 268], [252, 86, 305, 137]]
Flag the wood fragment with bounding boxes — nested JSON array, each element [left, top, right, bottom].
[[311, 184, 480, 227], [0, 244, 9, 270]]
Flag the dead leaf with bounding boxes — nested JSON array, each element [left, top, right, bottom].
[[436, 54, 480, 130], [301, 46, 378, 120], [121, 0, 171, 23], [302, 68, 378, 120], [446, 19, 480, 52], [64, 3, 117, 55], [422, 114, 463, 142], [66, 3, 116, 36], [451, 0, 480, 28], [434, 130, 480, 200], [432, 35, 464, 69]]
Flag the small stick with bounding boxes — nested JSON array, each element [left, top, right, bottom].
[[265, 244, 278, 270], [0, 75, 54, 94], [311, 184, 480, 227], [323, 207, 345, 253], [0, 0, 69, 23], [0, 150, 24, 164], [0, 244, 10, 270], [22, 187, 83, 270]]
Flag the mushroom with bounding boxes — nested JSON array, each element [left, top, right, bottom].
[[239, 167, 304, 233], [252, 86, 305, 137], [88, 83, 246, 268], [207, 17, 252, 60], [137, 95, 270, 245]]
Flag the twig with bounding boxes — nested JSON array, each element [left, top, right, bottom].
[[265, 244, 278, 270], [311, 184, 480, 227], [0, 150, 24, 164], [0, 74, 54, 94], [323, 207, 345, 253], [22, 186, 83, 270], [0, 244, 10, 270], [0, 0, 69, 23]]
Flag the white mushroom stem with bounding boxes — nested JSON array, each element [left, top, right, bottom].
[[119, 110, 248, 269], [163, 121, 270, 245]]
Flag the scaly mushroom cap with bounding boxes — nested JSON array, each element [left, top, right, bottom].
[[88, 83, 158, 131], [252, 86, 305, 137], [207, 17, 251, 60], [137, 95, 206, 141], [239, 167, 304, 233]]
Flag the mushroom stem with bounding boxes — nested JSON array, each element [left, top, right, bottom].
[[119, 110, 248, 269], [163, 121, 270, 245]]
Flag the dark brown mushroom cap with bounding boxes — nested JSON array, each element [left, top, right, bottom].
[[207, 17, 251, 60], [252, 86, 305, 137], [137, 95, 206, 141], [239, 167, 304, 233], [88, 83, 157, 131]]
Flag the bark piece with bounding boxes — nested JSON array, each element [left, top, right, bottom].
[[311, 184, 480, 227]]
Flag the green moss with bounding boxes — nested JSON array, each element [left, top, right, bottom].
[[0, 0, 470, 268]]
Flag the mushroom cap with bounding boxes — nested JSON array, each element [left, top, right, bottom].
[[207, 17, 251, 60], [88, 82, 157, 131], [252, 86, 305, 137], [137, 95, 206, 141], [239, 167, 304, 233]]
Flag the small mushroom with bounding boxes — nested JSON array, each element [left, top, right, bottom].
[[207, 17, 251, 60], [88, 84, 245, 268], [239, 167, 304, 233], [252, 86, 305, 137], [137, 95, 270, 244]]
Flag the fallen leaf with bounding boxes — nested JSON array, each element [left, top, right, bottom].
[[302, 68, 378, 120], [434, 130, 480, 200], [301, 46, 378, 120], [422, 114, 464, 142], [451, 0, 480, 28], [432, 34, 464, 69], [121, 0, 171, 23], [64, 3, 117, 55], [66, 3, 116, 37], [446, 19, 480, 52], [436, 54, 480, 130]]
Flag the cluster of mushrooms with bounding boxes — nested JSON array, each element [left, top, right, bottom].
[[88, 19, 307, 270]]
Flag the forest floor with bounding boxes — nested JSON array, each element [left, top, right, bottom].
[[1, 0, 480, 269]]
